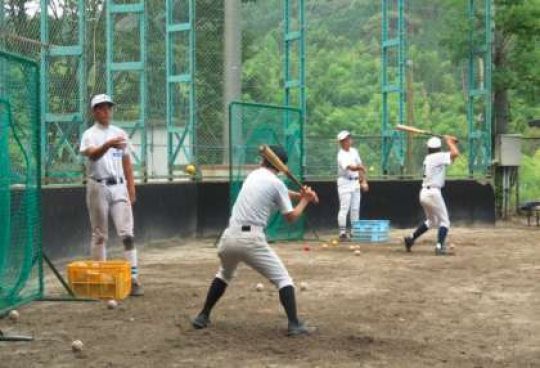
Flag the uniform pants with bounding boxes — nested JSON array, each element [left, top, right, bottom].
[[216, 227, 293, 290], [337, 186, 361, 234], [86, 180, 134, 260], [420, 187, 450, 229]]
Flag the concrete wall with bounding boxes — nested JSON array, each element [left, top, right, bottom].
[[42, 180, 495, 259]]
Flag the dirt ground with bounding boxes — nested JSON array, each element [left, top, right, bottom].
[[1, 225, 540, 367]]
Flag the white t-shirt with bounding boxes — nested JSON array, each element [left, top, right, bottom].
[[337, 148, 362, 188], [229, 167, 294, 228], [422, 152, 452, 189], [79, 123, 129, 180]]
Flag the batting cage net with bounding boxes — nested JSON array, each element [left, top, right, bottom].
[[0, 51, 43, 313], [229, 102, 304, 242]]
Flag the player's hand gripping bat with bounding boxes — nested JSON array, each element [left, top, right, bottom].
[[395, 124, 458, 143]]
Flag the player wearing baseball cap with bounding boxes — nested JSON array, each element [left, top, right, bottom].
[[191, 145, 319, 336], [336, 130, 366, 241], [404, 135, 460, 255], [79, 94, 143, 296]]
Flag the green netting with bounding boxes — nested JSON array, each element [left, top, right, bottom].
[[0, 51, 43, 313], [229, 102, 303, 241]]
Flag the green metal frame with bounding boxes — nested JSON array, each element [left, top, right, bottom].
[[283, 0, 306, 117], [166, 0, 196, 177], [283, 0, 306, 178], [106, 0, 148, 180], [381, 0, 406, 175], [467, 0, 492, 176], [40, 0, 86, 183]]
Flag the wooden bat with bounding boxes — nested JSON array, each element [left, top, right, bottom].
[[259, 145, 303, 188], [395, 124, 458, 142]]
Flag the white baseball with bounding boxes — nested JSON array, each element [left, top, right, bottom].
[[106, 299, 118, 309], [255, 283, 264, 292], [354, 250, 361, 256], [71, 340, 84, 352], [349, 245, 355, 250], [299, 281, 308, 291], [8, 310, 19, 322]]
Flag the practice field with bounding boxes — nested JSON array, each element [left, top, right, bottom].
[[1, 226, 539, 367]]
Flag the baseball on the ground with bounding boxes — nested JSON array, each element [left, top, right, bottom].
[[349, 245, 355, 250], [106, 299, 118, 309], [322, 243, 328, 248], [354, 250, 361, 256], [8, 309, 19, 322], [71, 340, 84, 352], [255, 282, 264, 291], [331, 240, 338, 246], [299, 281, 308, 291]]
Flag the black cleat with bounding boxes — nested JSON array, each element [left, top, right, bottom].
[[130, 280, 144, 296], [191, 314, 210, 329], [287, 321, 316, 337], [404, 236, 414, 252], [339, 234, 349, 243]]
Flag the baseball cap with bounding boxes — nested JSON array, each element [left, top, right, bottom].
[[427, 137, 442, 149], [337, 130, 351, 141], [90, 94, 115, 109]]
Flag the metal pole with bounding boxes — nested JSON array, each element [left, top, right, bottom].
[[223, 0, 242, 164]]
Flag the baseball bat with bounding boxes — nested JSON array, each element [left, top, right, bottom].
[[395, 124, 458, 142], [259, 145, 303, 188]]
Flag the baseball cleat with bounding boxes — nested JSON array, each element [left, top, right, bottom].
[[130, 280, 144, 296], [404, 236, 414, 252], [435, 243, 448, 256], [287, 321, 316, 337], [339, 234, 349, 243], [191, 314, 210, 329]]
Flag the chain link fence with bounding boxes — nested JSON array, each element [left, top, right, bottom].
[[0, 1, 535, 184]]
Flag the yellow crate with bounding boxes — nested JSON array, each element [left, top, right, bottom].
[[67, 260, 132, 300]]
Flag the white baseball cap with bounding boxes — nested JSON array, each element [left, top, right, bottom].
[[90, 94, 115, 109], [337, 130, 351, 141], [427, 136, 442, 149]]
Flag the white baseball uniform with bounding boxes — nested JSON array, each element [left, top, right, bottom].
[[216, 167, 294, 289], [80, 123, 136, 274], [337, 147, 362, 235], [420, 152, 452, 229]]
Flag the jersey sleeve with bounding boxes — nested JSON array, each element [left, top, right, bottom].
[[79, 130, 94, 154], [275, 181, 294, 214], [438, 152, 452, 166], [354, 148, 362, 165]]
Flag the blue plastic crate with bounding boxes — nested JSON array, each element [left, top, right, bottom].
[[351, 220, 390, 243]]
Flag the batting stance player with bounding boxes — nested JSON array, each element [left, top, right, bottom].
[[191, 145, 319, 336], [404, 135, 460, 255], [336, 130, 366, 241], [79, 94, 143, 296]]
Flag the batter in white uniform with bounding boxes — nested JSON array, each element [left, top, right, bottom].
[[191, 145, 319, 336], [404, 135, 460, 255], [336, 130, 366, 241], [79, 94, 143, 296]]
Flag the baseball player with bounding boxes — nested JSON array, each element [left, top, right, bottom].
[[336, 130, 366, 241], [79, 94, 143, 296], [404, 135, 460, 255], [191, 145, 319, 336]]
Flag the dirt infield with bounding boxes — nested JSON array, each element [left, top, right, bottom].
[[1, 226, 539, 367]]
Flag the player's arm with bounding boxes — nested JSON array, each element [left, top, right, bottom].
[[122, 155, 136, 204], [284, 186, 318, 223], [444, 135, 460, 162], [82, 136, 126, 161], [288, 190, 301, 201]]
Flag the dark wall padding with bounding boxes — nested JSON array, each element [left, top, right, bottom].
[[305, 180, 496, 230], [42, 180, 494, 259], [42, 183, 197, 259]]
